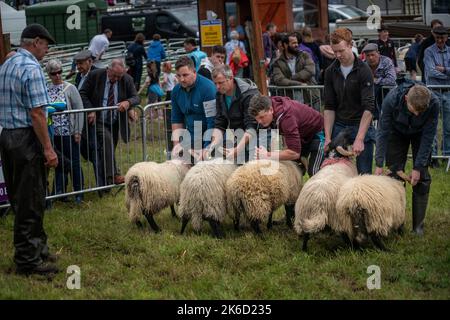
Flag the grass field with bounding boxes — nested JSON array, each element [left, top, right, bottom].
[[0, 160, 449, 299]]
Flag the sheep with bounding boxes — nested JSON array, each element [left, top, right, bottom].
[[178, 158, 237, 238], [294, 127, 358, 252], [226, 159, 303, 234], [125, 159, 190, 233], [335, 174, 407, 250]]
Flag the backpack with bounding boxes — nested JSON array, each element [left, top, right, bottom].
[[125, 51, 136, 67]]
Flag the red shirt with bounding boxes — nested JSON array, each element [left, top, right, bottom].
[[270, 96, 324, 155]]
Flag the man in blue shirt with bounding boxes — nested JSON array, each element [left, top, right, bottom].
[[171, 56, 217, 163], [424, 26, 450, 161], [0, 24, 59, 276]]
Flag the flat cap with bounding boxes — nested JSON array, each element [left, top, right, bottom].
[[362, 43, 379, 53], [21, 23, 55, 44], [73, 50, 94, 61], [432, 26, 449, 35]]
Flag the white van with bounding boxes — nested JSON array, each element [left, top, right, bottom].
[[1, 2, 27, 47]]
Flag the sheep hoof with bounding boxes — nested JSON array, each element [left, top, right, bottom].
[[207, 219, 225, 239], [370, 233, 388, 251], [135, 221, 144, 229], [180, 216, 189, 235], [302, 234, 310, 252], [170, 205, 178, 219], [144, 213, 161, 233], [250, 220, 263, 235], [397, 224, 404, 236]]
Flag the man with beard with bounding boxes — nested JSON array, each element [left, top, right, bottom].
[[270, 33, 316, 106]]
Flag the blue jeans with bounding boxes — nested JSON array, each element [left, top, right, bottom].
[[332, 122, 376, 174]]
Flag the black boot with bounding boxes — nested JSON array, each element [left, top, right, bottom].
[[412, 192, 429, 236]]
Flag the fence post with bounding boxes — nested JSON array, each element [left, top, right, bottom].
[[140, 105, 147, 161]]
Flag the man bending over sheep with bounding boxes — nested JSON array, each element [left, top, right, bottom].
[[375, 80, 439, 236], [248, 94, 324, 177], [206, 65, 260, 163]]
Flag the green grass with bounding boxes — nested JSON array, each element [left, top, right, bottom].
[[0, 161, 449, 299]]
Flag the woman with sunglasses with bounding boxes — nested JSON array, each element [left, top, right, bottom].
[[45, 59, 84, 204]]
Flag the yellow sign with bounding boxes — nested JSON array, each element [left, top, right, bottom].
[[200, 19, 223, 47]]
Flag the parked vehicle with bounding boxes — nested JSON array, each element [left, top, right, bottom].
[[293, 3, 369, 32], [101, 5, 198, 41]]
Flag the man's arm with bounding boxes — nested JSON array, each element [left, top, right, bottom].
[[379, 59, 397, 86], [323, 67, 337, 149], [353, 110, 373, 155], [415, 97, 439, 170], [424, 48, 449, 80], [30, 107, 58, 168], [323, 110, 335, 150], [375, 90, 395, 171]]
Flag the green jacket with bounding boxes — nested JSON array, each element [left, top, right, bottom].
[[271, 51, 316, 86]]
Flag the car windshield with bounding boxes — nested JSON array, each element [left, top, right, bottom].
[[171, 7, 199, 31], [338, 6, 369, 18]]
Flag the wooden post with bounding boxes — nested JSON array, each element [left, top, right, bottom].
[[249, 0, 268, 95]]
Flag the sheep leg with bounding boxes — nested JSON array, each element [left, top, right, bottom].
[[144, 212, 161, 233], [170, 205, 177, 218], [341, 233, 361, 251], [397, 224, 404, 236], [250, 220, 263, 235], [369, 233, 388, 251], [302, 233, 310, 252], [267, 212, 274, 229], [233, 212, 241, 231], [206, 218, 225, 239], [180, 216, 189, 235], [135, 220, 144, 229], [285, 204, 295, 229]]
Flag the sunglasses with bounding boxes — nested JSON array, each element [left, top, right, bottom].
[[49, 70, 63, 76]]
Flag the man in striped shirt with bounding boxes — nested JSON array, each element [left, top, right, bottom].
[[0, 24, 59, 276]]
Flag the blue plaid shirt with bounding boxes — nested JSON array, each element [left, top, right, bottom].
[[0, 48, 50, 129], [424, 43, 450, 86]]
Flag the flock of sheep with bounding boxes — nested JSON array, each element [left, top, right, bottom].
[[124, 129, 409, 251]]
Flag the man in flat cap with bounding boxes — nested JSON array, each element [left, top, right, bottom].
[[362, 43, 396, 120], [0, 24, 60, 276], [74, 50, 96, 90], [374, 25, 399, 73], [424, 25, 450, 165]]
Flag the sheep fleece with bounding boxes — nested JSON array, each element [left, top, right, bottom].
[[294, 161, 357, 235], [336, 175, 406, 237], [125, 160, 189, 222], [178, 160, 237, 231], [226, 160, 303, 222]]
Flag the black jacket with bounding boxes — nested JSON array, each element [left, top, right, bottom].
[[324, 55, 375, 125], [79, 68, 140, 143], [74, 65, 97, 89], [214, 78, 259, 132], [375, 78, 440, 170]]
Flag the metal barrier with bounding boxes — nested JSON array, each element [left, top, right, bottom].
[[268, 85, 324, 112]]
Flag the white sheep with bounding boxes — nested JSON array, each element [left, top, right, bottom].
[[293, 127, 358, 251], [335, 174, 406, 250], [294, 157, 358, 251], [125, 159, 190, 232], [226, 159, 303, 234], [178, 158, 237, 238]]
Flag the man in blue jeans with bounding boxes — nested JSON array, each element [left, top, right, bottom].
[[424, 25, 450, 166], [324, 28, 375, 173]]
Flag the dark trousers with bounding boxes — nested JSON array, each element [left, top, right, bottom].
[[332, 122, 376, 174], [0, 128, 48, 268], [385, 129, 431, 195], [301, 133, 325, 177], [53, 135, 84, 195], [96, 122, 119, 186]]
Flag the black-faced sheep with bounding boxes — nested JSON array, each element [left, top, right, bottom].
[[125, 160, 190, 232], [226, 159, 303, 234], [178, 159, 237, 238], [294, 127, 358, 251], [335, 174, 406, 250]]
